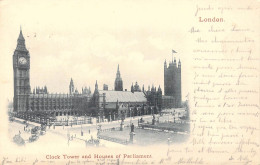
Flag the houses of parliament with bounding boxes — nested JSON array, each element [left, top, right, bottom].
[[12, 29, 182, 122]]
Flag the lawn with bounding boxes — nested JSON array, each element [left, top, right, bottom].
[[99, 127, 189, 146]]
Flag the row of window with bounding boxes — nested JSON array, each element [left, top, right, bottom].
[[18, 89, 29, 94], [30, 100, 73, 103], [19, 70, 28, 77], [18, 80, 29, 86]]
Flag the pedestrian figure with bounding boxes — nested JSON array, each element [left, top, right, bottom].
[[89, 129, 90, 134], [24, 126, 25, 131]]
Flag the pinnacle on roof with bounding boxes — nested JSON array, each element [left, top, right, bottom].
[[116, 64, 121, 78], [158, 85, 162, 91], [16, 26, 28, 52], [18, 26, 25, 41]]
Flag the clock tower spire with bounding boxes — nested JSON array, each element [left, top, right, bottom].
[[13, 28, 31, 113]]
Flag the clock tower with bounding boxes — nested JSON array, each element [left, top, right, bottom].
[[13, 28, 31, 112]]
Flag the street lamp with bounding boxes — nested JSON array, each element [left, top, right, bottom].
[[98, 112, 100, 123], [81, 124, 83, 136]]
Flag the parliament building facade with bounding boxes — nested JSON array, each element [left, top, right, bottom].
[[12, 29, 182, 123]]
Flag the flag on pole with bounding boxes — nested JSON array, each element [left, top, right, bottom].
[[172, 49, 177, 53]]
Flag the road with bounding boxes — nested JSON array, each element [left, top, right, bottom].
[[9, 114, 159, 148]]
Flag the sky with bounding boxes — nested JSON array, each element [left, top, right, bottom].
[[0, 0, 194, 102]]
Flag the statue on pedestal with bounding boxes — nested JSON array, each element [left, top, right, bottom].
[[131, 123, 134, 132], [120, 119, 124, 131], [152, 115, 155, 125], [129, 124, 135, 144]]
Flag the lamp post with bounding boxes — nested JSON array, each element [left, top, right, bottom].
[[98, 112, 101, 123], [130, 109, 132, 126], [173, 110, 176, 123], [113, 112, 115, 121], [81, 124, 83, 136]]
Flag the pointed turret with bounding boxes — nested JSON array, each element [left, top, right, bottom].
[[44, 86, 48, 93], [16, 27, 28, 52], [116, 64, 121, 77], [164, 59, 167, 69], [151, 85, 155, 92], [158, 85, 161, 92], [95, 80, 99, 92], [69, 78, 74, 94], [173, 57, 176, 66], [131, 83, 134, 93], [93, 80, 99, 106], [75, 88, 79, 94], [178, 59, 181, 68], [115, 64, 123, 91], [18, 27, 25, 40], [89, 86, 91, 94]]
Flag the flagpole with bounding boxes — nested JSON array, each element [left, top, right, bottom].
[[172, 50, 173, 63], [172, 49, 177, 63]]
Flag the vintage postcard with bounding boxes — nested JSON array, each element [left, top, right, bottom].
[[0, 0, 259, 164]]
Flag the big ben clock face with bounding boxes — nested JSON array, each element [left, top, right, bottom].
[[18, 57, 27, 65]]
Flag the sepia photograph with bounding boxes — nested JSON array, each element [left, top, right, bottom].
[[10, 27, 189, 147], [0, 0, 259, 164]]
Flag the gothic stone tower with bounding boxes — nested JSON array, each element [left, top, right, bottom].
[[164, 58, 182, 108], [114, 64, 123, 91], [69, 78, 75, 94], [13, 28, 31, 112]]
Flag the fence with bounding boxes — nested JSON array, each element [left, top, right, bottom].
[[98, 135, 129, 145], [99, 127, 121, 132], [54, 117, 92, 126], [138, 123, 189, 133]]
